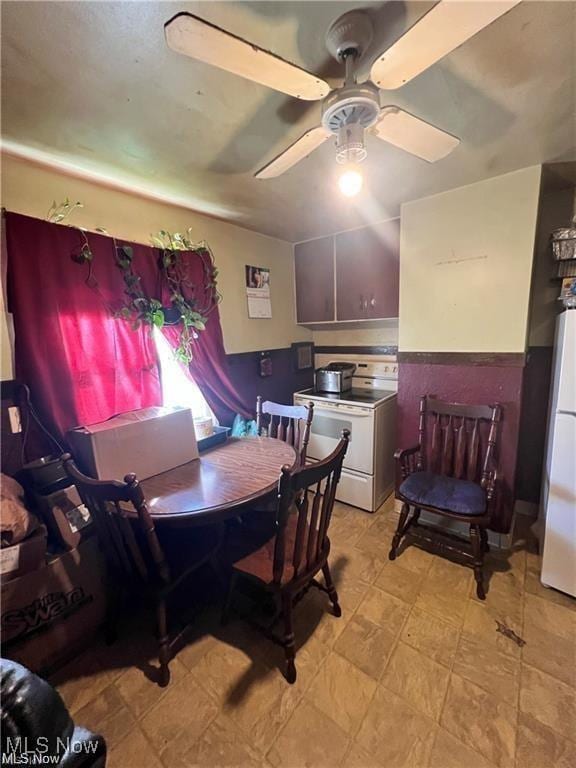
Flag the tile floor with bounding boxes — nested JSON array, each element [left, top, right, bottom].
[[53, 496, 576, 768]]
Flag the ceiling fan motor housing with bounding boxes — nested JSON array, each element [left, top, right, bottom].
[[322, 82, 381, 132], [321, 82, 380, 163]]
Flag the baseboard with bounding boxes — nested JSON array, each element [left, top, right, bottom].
[[391, 500, 513, 550]]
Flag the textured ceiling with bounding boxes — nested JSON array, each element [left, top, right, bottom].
[[1, 1, 575, 242]]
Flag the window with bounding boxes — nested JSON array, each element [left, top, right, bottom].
[[153, 329, 216, 424]]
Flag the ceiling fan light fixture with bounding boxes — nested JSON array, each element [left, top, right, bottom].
[[336, 123, 367, 164]]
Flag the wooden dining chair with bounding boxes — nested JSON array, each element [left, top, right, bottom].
[[223, 430, 350, 683], [389, 396, 502, 599], [256, 396, 314, 466], [62, 454, 222, 686]]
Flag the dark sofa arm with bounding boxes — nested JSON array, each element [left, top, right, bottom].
[[0, 658, 106, 767]]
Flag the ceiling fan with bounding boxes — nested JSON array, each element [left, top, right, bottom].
[[165, 1, 522, 186]]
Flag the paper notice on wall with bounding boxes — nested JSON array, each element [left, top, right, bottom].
[[245, 265, 272, 319]]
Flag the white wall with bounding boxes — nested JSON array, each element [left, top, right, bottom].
[[399, 166, 542, 353], [312, 323, 398, 348], [0, 154, 310, 379]]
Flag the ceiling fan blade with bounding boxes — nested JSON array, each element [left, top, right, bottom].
[[370, 0, 522, 90], [255, 126, 331, 179], [165, 13, 330, 101], [372, 107, 459, 162]]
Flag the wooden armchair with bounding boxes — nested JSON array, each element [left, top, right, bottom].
[[62, 454, 222, 686], [389, 396, 502, 599], [224, 430, 349, 683], [256, 396, 314, 466]]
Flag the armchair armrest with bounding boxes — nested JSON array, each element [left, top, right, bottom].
[[394, 445, 421, 490], [394, 445, 421, 462]]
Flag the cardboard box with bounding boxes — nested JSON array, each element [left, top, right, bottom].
[[67, 406, 199, 481], [0, 525, 47, 582], [1, 536, 107, 674]]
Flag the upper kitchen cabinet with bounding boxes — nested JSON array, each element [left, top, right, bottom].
[[294, 221, 400, 325], [294, 235, 335, 323], [335, 220, 400, 321]]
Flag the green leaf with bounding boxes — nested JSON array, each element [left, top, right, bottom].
[[152, 311, 165, 328]]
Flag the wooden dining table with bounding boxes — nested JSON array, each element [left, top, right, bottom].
[[139, 436, 297, 527]]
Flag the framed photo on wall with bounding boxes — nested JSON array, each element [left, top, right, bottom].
[[291, 342, 314, 372]]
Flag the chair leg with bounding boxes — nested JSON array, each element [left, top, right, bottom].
[[470, 525, 486, 600], [322, 562, 342, 618], [221, 571, 238, 626], [156, 599, 171, 687], [389, 502, 410, 561], [104, 573, 122, 645], [281, 593, 297, 684], [104, 590, 120, 645], [480, 527, 490, 554]]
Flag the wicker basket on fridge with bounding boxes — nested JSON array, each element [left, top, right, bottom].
[[551, 223, 576, 278]]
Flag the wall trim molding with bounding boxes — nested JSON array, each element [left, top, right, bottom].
[[397, 351, 527, 367], [315, 345, 398, 356]]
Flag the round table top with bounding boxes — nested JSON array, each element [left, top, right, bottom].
[[140, 436, 297, 525]]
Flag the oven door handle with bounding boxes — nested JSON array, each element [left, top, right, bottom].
[[312, 405, 372, 417]]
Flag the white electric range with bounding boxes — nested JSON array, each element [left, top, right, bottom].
[[294, 358, 398, 512]]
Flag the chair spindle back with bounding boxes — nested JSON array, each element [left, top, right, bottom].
[[62, 454, 170, 586], [272, 430, 349, 586], [418, 396, 501, 488], [256, 397, 314, 465]]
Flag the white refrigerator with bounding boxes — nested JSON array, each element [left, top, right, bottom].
[[540, 309, 576, 597]]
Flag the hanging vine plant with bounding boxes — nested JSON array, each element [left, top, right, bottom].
[[114, 228, 221, 364], [47, 199, 221, 365]]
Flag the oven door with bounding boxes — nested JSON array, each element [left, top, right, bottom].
[[302, 400, 374, 475]]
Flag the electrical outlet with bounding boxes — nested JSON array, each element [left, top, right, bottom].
[[8, 406, 22, 434]]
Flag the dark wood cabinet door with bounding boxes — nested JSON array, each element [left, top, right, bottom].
[[335, 220, 400, 320], [294, 236, 335, 323]]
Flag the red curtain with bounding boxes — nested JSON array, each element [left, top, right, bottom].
[[5, 212, 250, 439], [156, 248, 251, 425]]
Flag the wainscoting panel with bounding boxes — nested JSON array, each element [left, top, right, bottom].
[[227, 348, 314, 418]]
